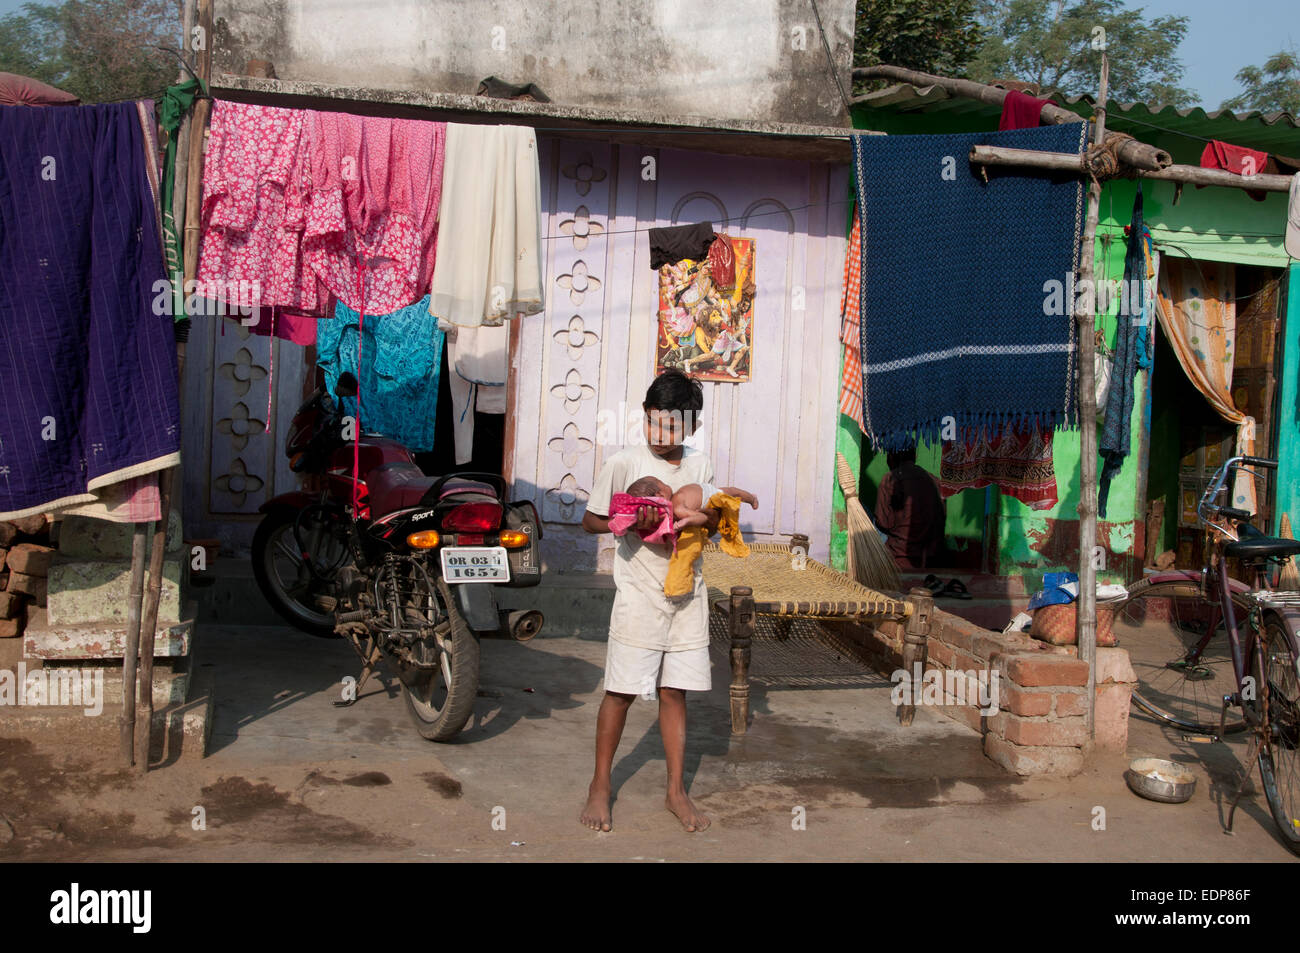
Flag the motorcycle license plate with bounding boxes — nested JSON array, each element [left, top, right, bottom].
[[440, 546, 510, 583]]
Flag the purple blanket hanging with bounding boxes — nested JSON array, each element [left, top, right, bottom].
[[0, 102, 179, 520]]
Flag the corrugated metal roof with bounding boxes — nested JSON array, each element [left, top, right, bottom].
[[854, 83, 1300, 156]]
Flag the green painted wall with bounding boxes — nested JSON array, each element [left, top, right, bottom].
[[838, 107, 1293, 582]]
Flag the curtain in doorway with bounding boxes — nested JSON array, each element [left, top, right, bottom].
[[1155, 258, 1258, 515]]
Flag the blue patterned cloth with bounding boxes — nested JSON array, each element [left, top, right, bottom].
[[852, 124, 1088, 451], [0, 103, 179, 519], [318, 294, 444, 452]]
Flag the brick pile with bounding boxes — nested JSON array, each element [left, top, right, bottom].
[[864, 606, 1138, 777], [0, 516, 55, 639]]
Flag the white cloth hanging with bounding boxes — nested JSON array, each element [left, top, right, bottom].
[[440, 321, 510, 464], [429, 124, 544, 328]]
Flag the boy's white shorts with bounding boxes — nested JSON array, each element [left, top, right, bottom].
[[603, 639, 712, 696]]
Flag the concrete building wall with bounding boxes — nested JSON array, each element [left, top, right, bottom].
[[212, 0, 855, 127], [511, 136, 849, 570]]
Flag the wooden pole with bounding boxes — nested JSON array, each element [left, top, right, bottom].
[[900, 588, 933, 727], [967, 145, 1294, 193], [1074, 53, 1109, 741], [170, 0, 196, 290], [182, 0, 213, 286], [133, 0, 202, 771], [120, 523, 149, 765], [134, 469, 174, 771], [728, 586, 754, 735], [851, 63, 1172, 171]]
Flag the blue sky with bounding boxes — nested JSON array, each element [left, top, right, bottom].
[[0, 0, 1294, 110], [1137, 0, 1297, 108]]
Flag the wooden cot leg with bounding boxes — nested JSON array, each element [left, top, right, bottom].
[[729, 586, 754, 735], [899, 587, 934, 727]]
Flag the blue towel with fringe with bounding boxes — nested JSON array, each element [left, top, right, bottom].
[[853, 124, 1088, 451]]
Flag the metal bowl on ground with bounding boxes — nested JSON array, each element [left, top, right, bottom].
[[1126, 758, 1197, 803]]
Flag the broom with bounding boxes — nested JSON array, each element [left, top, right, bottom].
[[836, 451, 902, 593], [1280, 513, 1300, 590]]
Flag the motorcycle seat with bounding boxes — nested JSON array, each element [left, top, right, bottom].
[[367, 462, 436, 517], [439, 478, 499, 500]]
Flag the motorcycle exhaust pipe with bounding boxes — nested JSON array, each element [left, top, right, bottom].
[[488, 609, 545, 642]]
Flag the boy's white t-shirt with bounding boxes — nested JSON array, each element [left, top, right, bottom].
[[587, 443, 714, 652]]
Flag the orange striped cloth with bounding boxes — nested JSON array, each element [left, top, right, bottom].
[[839, 208, 864, 430]]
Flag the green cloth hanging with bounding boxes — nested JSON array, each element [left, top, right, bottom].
[[157, 77, 204, 322]]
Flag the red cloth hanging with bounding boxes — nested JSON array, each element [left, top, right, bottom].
[[1199, 140, 1273, 201], [940, 422, 1058, 510], [999, 90, 1054, 130]]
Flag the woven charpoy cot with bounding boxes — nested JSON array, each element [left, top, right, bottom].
[[702, 543, 909, 619], [701, 541, 925, 735]]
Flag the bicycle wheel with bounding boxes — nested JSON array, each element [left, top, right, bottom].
[[1115, 578, 1250, 733], [1254, 618, 1300, 854]]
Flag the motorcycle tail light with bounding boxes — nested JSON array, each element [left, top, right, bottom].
[[442, 502, 502, 532], [455, 533, 486, 545], [498, 529, 529, 548], [406, 530, 440, 549]]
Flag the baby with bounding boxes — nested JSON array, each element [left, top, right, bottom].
[[625, 476, 759, 532], [619, 475, 756, 597]]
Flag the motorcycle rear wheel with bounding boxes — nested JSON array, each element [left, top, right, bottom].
[[251, 508, 341, 637], [401, 576, 480, 742]]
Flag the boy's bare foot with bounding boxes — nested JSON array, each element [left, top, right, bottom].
[[666, 790, 710, 832], [581, 784, 613, 832]]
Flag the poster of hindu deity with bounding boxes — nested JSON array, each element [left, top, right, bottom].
[[655, 234, 755, 382]]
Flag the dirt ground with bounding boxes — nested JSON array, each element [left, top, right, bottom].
[[0, 624, 1295, 862]]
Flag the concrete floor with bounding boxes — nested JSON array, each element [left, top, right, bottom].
[[1, 621, 1296, 861]]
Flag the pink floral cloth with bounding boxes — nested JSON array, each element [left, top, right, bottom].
[[607, 493, 676, 547], [197, 102, 449, 318], [197, 101, 320, 313], [304, 113, 446, 315]]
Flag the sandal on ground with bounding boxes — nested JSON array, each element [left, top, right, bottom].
[[923, 573, 945, 596], [942, 578, 973, 600]]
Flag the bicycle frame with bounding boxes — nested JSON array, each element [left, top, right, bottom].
[[1191, 456, 1287, 720]]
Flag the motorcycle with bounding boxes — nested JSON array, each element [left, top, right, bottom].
[[251, 372, 544, 741]]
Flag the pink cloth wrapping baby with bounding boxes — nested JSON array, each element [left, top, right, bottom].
[[607, 493, 676, 548]]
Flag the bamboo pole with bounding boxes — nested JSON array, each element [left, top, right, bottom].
[[120, 523, 149, 765], [134, 0, 204, 771], [968, 145, 1294, 193], [134, 469, 174, 771], [170, 0, 196, 287], [182, 0, 213, 286], [852, 64, 1172, 171], [1074, 53, 1109, 741]]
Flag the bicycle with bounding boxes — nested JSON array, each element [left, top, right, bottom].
[[1112, 455, 1300, 852]]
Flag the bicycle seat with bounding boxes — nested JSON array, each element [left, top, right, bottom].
[[1223, 534, 1300, 561]]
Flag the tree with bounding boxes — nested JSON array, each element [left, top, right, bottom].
[[968, 0, 1194, 109], [852, 0, 984, 93], [0, 0, 180, 104], [1222, 49, 1300, 115], [0, 4, 66, 88]]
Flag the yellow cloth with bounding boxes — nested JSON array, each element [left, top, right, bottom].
[[711, 492, 749, 557], [664, 493, 749, 597]]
